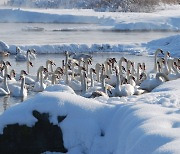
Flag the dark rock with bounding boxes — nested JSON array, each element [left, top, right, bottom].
[[57, 115, 67, 123], [0, 110, 68, 153]]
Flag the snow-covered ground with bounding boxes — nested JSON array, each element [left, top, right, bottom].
[[0, 6, 180, 30], [0, 78, 179, 154]]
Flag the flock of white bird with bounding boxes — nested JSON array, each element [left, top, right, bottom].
[[0, 47, 179, 99]]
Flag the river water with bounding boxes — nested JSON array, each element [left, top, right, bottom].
[[0, 23, 180, 45]]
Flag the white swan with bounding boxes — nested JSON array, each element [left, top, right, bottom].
[[11, 74, 27, 97], [33, 66, 47, 92], [112, 74, 135, 97], [140, 72, 169, 92], [46, 60, 56, 73], [149, 49, 164, 74], [162, 51, 171, 75], [15, 48, 33, 61], [0, 74, 11, 96], [167, 58, 180, 80], [2, 61, 11, 76], [111, 71, 122, 97], [128, 75, 146, 95], [21, 69, 35, 85], [87, 74, 110, 98], [95, 63, 101, 82], [135, 63, 142, 85]]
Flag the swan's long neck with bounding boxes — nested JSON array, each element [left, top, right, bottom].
[[126, 60, 131, 74], [27, 60, 31, 74], [46, 60, 50, 72], [65, 64, 69, 84], [164, 52, 170, 74], [20, 76, 26, 96], [115, 74, 121, 92], [119, 58, 125, 75], [51, 74, 57, 85], [40, 70, 44, 88], [71, 63, 75, 79], [156, 73, 169, 81], [136, 63, 141, 85], [131, 62, 136, 76], [78, 59, 82, 74], [105, 61, 109, 75], [3, 75, 10, 94], [65, 53, 69, 65], [27, 61, 30, 74], [85, 60, 89, 75], [50, 63, 54, 72], [90, 69, 94, 87], [82, 72, 87, 94], [109, 63, 112, 75], [4, 65, 8, 76], [101, 76, 106, 93], [154, 49, 162, 73], [36, 66, 43, 81], [172, 58, 179, 75], [95, 64, 100, 82], [26, 51, 30, 61]]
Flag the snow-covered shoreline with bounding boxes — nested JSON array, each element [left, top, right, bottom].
[[1, 34, 180, 57], [0, 6, 180, 31], [0, 79, 179, 153]]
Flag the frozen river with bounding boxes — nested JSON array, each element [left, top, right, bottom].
[[0, 23, 180, 45]]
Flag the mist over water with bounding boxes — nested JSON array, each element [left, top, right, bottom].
[[0, 22, 179, 45]]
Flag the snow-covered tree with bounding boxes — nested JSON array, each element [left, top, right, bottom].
[[6, 0, 180, 12]]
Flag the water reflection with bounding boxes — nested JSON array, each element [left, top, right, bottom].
[[1, 23, 180, 45], [3, 95, 10, 111]]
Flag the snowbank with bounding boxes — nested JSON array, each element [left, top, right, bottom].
[[143, 34, 180, 57], [0, 79, 180, 153], [6, 43, 144, 55], [0, 8, 100, 24], [0, 7, 180, 31], [1, 34, 180, 57]]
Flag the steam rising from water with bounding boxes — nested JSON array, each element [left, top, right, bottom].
[[0, 0, 7, 5]]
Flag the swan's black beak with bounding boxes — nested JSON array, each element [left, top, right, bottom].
[[29, 61, 33, 67], [7, 74, 11, 80], [19, 75, 23, 80]]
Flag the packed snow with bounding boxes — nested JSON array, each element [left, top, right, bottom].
[[0, 6, 180, 30], [0, 78, 179, 153]]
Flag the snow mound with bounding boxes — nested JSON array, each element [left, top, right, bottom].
[[0, 78, 180, 153], [0, 41, 9, 52], [45, 84, 75, 94], [0, 8, 100, 24], [8, 43, 143, 55], [143, 34, 180, 57]]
